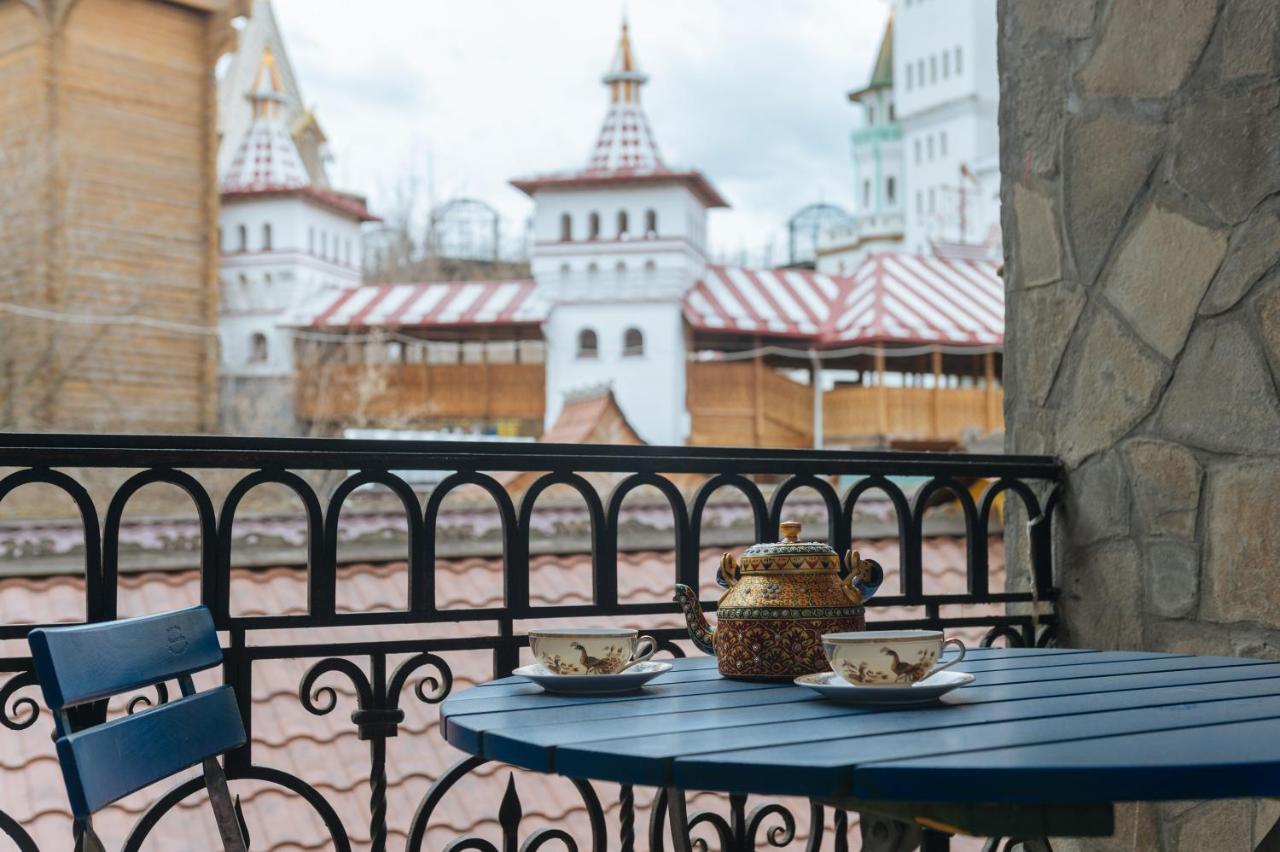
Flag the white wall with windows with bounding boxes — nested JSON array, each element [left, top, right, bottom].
[[219, 195, 364, 379]]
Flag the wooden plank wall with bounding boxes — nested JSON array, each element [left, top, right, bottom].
[[296, 363, 547, 430], [0, 0, 222, 432]]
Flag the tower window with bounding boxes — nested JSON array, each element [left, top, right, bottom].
[[262, 223, 272, 251], [645, 209, 657, 237], [560, 262, 571, 279], [955, 46, 962, 74], [622, 327, 644, 357], [560, 212, 572, 241], [940, 132, 948, 157], [886, 177, 897, 204], [889, 103, 896, 121], [917, 59, 925, 86], [644, 259, 657, 275], [587, 261, 599, 278], [927, 135, 935, 161], [916, 191, 923, 215], [862, 180, 871, 208], [914, 139, 921, 164], [249, 332, 269, 364], [237, 225, 247, 252], [942, 51, 951, 78], [617, 209, 629, 238], [929, 187, 936, 213], [588, 212, 601, 240], [577, 328, 598, 359], [308, 227, 315, 253], [615, 260, 627, 274], [930, 55, 937, 83], [906, 64, 913, 90]]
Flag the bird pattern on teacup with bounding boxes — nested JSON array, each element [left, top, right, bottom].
[[541, 642, 628, 675], [839, 647, 939, 684]]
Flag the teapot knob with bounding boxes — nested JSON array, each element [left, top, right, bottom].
[[780, 520, 801, 542]]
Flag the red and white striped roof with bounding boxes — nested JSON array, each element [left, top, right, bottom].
[[684, 266, 840, 338], [296, 281, 545, 329], [826, 253, 1003, 346], [292, 253, 1001, 347]]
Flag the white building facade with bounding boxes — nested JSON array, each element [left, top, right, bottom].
[[512, 22, 727, 446], [217, 45, 373, 433], [819, 0, 1000, 273]]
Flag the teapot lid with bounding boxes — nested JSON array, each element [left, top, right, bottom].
[[741, 520, 837, 559]]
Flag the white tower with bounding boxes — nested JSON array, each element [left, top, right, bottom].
[[816, 14, 904, 275], [218, 47, 374, 433], [512, 21, 728, 446], [894, 0, 1000, 254]]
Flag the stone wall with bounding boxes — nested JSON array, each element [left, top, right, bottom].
[[999, 1, 1280, 849]]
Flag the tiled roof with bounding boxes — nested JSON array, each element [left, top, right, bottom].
[[0, 535, 1000, 850]]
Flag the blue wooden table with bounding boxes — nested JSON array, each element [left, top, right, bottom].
[[441, 647, 1280, 851]]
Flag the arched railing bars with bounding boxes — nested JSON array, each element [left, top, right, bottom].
[[121, 763, 352, 852], [102, 468, 217, 621], [975, 477, 1044, 601], [767, 474, 845, 553], [516, 471, 608, 611], [0, 468, 102, 633], [0, 807, 39, 852], [326, 470, 425, 614], [604, 473, 691, 603], [688, 474, 769, 588], [216, 470, 326, 621], [422, 471, 519, 615], [908, 477, 980, 600], [841, 476, 911, 588]]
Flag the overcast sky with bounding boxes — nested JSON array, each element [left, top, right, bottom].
[[269, 0, 890, 263]]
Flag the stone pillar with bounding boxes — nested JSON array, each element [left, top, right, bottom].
[[1000, 1, 1280, 849]]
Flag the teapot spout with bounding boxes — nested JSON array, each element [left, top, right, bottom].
[[673, 584, 716, 656]]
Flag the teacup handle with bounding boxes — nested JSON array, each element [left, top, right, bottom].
[[930, 638, 967, 676], [621, 635, 657, 671]]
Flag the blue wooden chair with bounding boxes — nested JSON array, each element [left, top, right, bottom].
[[28, 605, 249, 852]]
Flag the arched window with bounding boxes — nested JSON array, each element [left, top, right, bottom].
[[617, 209, 629, 238], [559, 262, 571, 279], [587, 261, 599, 278], [862, 180, 871, 208], [262, 223, 272, 251], [237, 225, 247, 252], [560, 213, 573, 241], [321, 232, 328, 259], [615, 260, 626, 274], [308, 227, 315, 253], [577, 328, 598, 359], [886, 176, 897, 204], [588, 212, 601, 240], [264, 273, 272, 288], [249, 332, 269, 364], [645, 209, 657, 237], [644, 259, 657, 276], [622, 327, 644, 357]]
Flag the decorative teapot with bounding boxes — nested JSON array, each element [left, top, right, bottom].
[[673, 520, 884, 680]]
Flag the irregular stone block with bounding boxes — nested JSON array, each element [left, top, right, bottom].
[[1203, 461, 1280, 624], [1201, 206, 1280, 315], [1170, 799, 1253, 852], [1007, 0, 1099, 39], [1059, 540, 1143, 650], [1155, 320, 1280, 455], [1173, 84, 1280, 225], [1103, 201, 1227, 358], [1065, 450, 1130, 547], [1012, 282, 1086, 405], [1079, 0, 1216, 96], [1144, 540, 1199, 618], [1058, 307, 1166, 466], [1064, 115, 1164, 286], [1258, 279, 1280, 375], [1012, 183, 1062, 289], [1123, 439, 1202, 539], [1223, 0, 1280, 79]]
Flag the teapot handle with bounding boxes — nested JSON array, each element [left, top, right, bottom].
[[717, 553, 740, 589], [842, 550, 884, 604]]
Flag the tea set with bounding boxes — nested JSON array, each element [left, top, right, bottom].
[[516, 521, 972, 706]]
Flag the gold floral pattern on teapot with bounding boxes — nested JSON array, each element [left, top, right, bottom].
[[674, 520, 884, 680]]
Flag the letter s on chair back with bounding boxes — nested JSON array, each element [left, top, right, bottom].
[[27, 605, 248, 851]]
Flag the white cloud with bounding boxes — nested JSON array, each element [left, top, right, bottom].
[[272, 0, 889, 263]]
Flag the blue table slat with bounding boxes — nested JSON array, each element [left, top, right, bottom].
[[440, 650, 1280, 807], [854, 715, 1280, 803], [668, 685, 1280, 796]]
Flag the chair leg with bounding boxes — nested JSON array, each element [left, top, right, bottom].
[[75, 820, 107, 852], [203, 756, 249, 852]]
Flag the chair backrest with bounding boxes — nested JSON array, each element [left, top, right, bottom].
[[28, 606, 247, 821]]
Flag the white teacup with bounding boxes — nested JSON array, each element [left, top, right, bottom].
[[528, 628, 657, 675], [822, 629, 966, 686]]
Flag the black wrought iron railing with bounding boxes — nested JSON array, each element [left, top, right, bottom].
[[0, 434, 1061, 852]]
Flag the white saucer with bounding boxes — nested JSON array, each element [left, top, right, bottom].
[[514, 661, 673, 695], [794, 669, 975, 706]]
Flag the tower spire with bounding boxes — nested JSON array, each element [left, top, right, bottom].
[[221, 46, 309, 191], [587, 19, 663, 174]]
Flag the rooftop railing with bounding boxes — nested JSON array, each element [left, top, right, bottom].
[[0, 433, 1061, 851]]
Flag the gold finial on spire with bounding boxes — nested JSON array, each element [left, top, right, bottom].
[[603, 16, 647, 104], [249, 45, 287, 118]]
